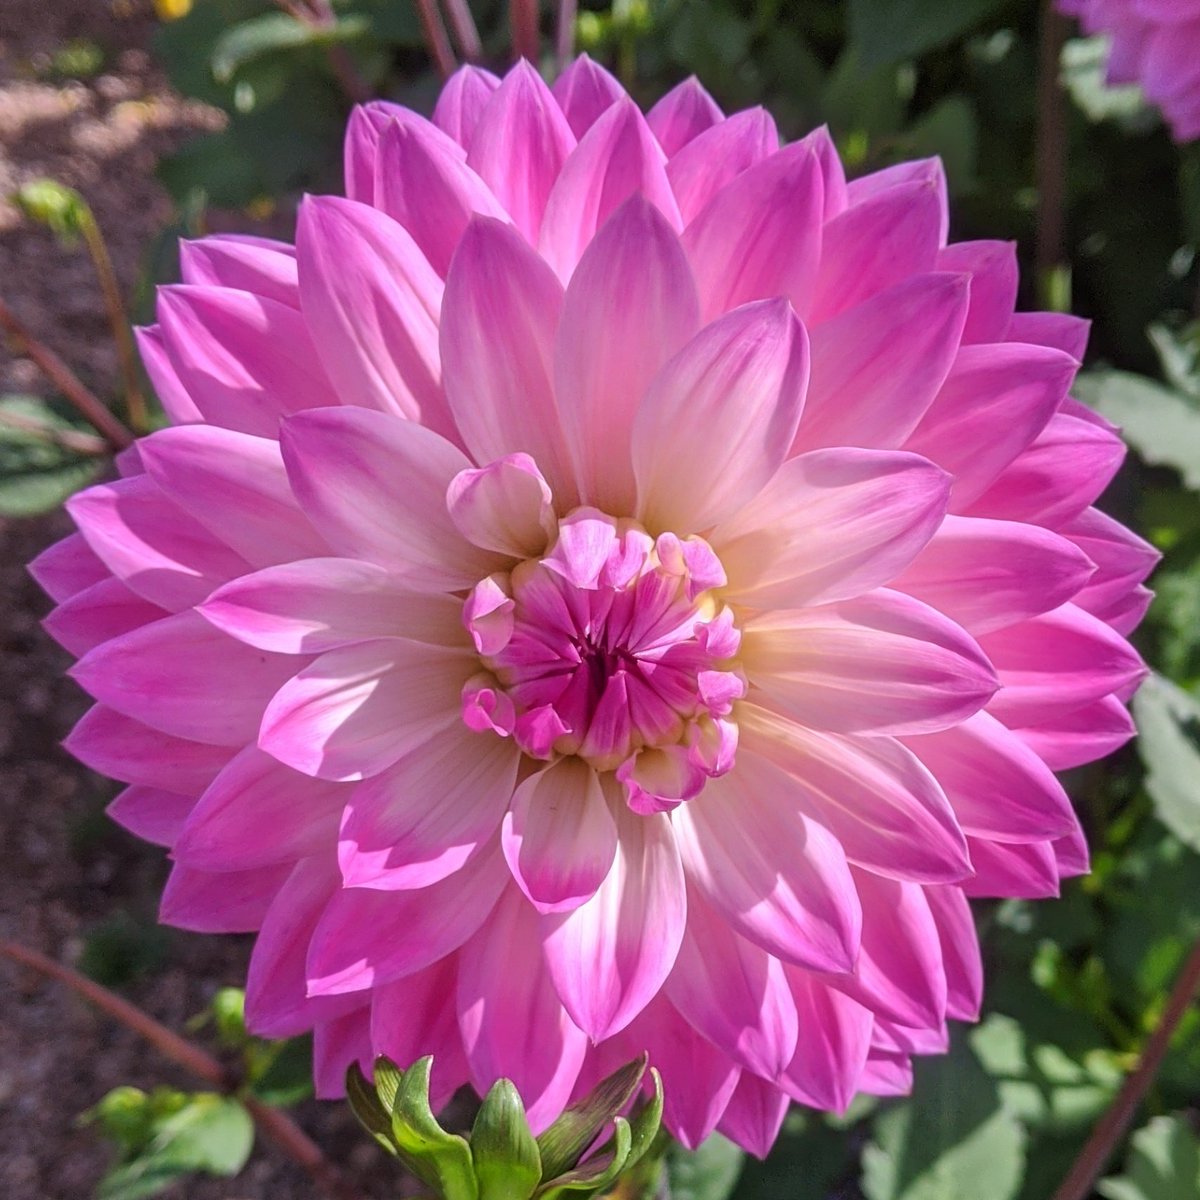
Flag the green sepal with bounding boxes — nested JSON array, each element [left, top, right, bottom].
[[345, 1062, 398, 1157], [389, 1057, 479, 1200], [538, 1118, 632, 1200], [471, 1079, 542, 1200], [622, 1068, 664, 1173], [536, 1053, 648, 1181]]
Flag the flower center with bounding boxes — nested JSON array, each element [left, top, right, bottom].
[[459, 508, 745, 813]]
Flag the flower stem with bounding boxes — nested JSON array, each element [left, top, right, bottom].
[[511, 0, 540, 63], [272, 0, 372, 103], [1035, 0, 1071, 312], [0, 296, 133, 450], [1051, 931, 1200, 1200], [0, 938, 363, 1200], [556, 0, 578, 71], [415, 0, 457, 78], [443, 0, 483, 62], [0, 407, 109, 455]]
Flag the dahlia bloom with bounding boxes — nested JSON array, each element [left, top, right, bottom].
[[1059, 0, 1200, 141], [34, 57, 1155, 1156]]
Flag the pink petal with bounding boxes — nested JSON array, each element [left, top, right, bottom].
[[738, 715, 971, 885], [713, 448, 950, 610], [157, 285, 333, 437], [666, 885, 799, 1077], [28, 532, 109, 603], [313, 1008, 373, 1099], [1011, 694, 1136, 770], [440, 218, 576, 501], [179, 235, 299, 307], [963, 837, 1060, 900], [936, 240, 1018, 344], [107, 785, 195, 848], [797, 272, 970, 451], [281, 406, 498, 588], [780, 968, 872, 1112], [433, 65, 502, 147], [1062, 507, 1160, 615], [1007, 311, 1091, 359], [1053, 821, 1091, 879], [339, 723, 519, 889], [345, 101, 465, 204], [924, 884, 983, 1021], [552, 53, 626, 136], [902, 711, 1076, 843], [458, 887, 589, 1134], [135, 325, 202, 424], [467, 61, 576, 242], [202, 559, 463, 654], [742, 590, 997, 737], [43, 576, 167, 656], [646, 77, 724, 155], [556, 196, 700, 514], [674, 752, 861, 973], [539, 99, 682, 281], [717, 1073, 790, 1160], [446, 454, 556, 558], [297, 196, 453, 436], [174, 746, 346, 870], [160, 861, 291, 933], [633, 298, 809, 533], [259, 637, 471, 781], [542, 804, 685, 1039], [859, 1051, 913, 1097], [845, 157, 948, 243], [71, 610, 297, 746]]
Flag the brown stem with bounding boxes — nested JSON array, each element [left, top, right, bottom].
[[555, 0, 577, 70], [272, 0, 372, 104], [0, 297, 133, 450], [1035, 0, 1071, 310], [511, 0, 540, 63], [1051, 933, 1200, 1200], [0, 408, 109, 455], [415, 0, 457, 78], [443, 0, 483, 62], [0, 939, 363, 1200]]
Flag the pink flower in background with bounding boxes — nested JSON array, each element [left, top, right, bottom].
[[1059, 0, 1200, 141], [33, 57, 1156, 1156]]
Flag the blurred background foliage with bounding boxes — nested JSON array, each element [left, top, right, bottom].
[[5, 0, 1200, 1198]]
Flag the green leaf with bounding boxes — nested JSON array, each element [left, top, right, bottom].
[[0, 395, 102, 517], [537, 1054, 648, 1181], [848, 0, 1009, 68], [246, 1035, 313, 1107], [861, 1032, 1027, 1200], [345, 1061, 397, 1153], [539, 1119, 632, 1199], [1060, 36, 1152, 124], [665, 1135, 744, 1200], [1132, 673, 1200, 853], [210, 12, 369, 83], [622, 1067, 664, 1171], [472, 1080, 542, 1200], [1097, 1116, 1200, 1200], [1074, 369, 1200, 491], [390, 1057, 479, 1200]]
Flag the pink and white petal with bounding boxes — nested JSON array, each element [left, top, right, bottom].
[[339, 723, 519, 889], [935, 240, 1018, 344], [924, 884, 983, 1021], [797, 272, 969, 451], [503, 759, 617, 912], [66, 705, 233, 793], [139, 425, 327, 568], [962, 837, 1060, 900], [174, 746, 346, 870], [1062, 507, 1160, 611], [157, 285, 334, 437], [458, 887, 589, 1134], [738, 714, 971, 885], [674, 753, 861, 973], [43, 576, 168, 656], [135, 325, 202, 424], [666, 885, 798, 1078], [433, 65, 502, 147], [345, 101, 464, 204], [1011, 693, 1136, 771], [810, 180, 944, 323], [446, 454, 556, 558], [467, 61, 577, 242], [980, 604, 1147, 727], [891, 515, 1096, 636], [646, 77, 724, 155], [306, 842, 507, 994], [902, 711, 1076, 843], [667, 107, 779, 226], [313, 1007, 373, 1099], [539, 99, 682, 281], [780, 967, 873, 1112], [67, 475, 251, 612], [904, 343, 1078, 509], [845, 157, 948, 242], [633, 299, 809, 533], [107, 786, 196, 848], [716, 1074, 791, 1160], [802, 125, 849, 219], [741, 591, 997, 737], [542, 803, 686, 1039], [551, 54, 626, 136], [71, 610, 297, 747], [713, 449, 949, 610], [160, 861, 292, 933], [259, 637, 471, 782], [297, 196, 452, 436], [179, 235, 299, 307], [440, 219, 576, 500], [682, 139, 823, 323], [202, 559, 463, 654], [28, 532, 109, 603], [374, 120, 510, 278], [556, 196, 700, 514], [281, 406, 498, 587], [1007, 311, 1091, 360]]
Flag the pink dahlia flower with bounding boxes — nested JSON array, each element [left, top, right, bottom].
[[1059, 0, 1200, 141], [35, 57, 1155, 1155]]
